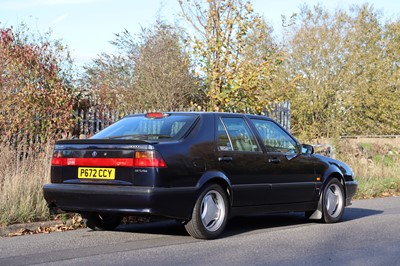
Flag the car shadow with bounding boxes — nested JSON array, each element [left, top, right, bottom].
[[222, 207, 383, 238], [116, 220, 188, 237], [111, 207, 383, 238], [342, 207, 383, 222]]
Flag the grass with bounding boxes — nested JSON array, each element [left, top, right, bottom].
[[336, 138, 400, 199], [0, 138, 399, 226], [0, 143, 52, 225]]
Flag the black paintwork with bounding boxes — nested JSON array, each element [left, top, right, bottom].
[[43, 112, 358, 220]]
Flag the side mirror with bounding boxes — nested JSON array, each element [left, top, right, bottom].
[[302, 144, 314, 155]]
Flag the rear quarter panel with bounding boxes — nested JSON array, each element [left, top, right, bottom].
[[155, 113, 217, 187]]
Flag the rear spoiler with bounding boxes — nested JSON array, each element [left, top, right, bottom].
[[56, 139, 156, 145]]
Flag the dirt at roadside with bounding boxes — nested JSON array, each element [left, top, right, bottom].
[[0, 215, 150, 237], [0, 215, 85, 237]]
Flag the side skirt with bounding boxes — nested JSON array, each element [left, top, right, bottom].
[[230, 201, 318, 218]]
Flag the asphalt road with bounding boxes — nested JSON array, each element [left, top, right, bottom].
[[0, 197, 399, 266]]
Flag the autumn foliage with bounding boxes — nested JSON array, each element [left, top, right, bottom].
[[0, 26, 76, 146], [2, 2, 400, 145], [179, 0, 289, 113]]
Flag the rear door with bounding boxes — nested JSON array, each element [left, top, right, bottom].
[[216, 115, 269, 206]]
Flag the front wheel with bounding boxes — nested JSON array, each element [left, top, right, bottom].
[[82, 212, 122, 231], [322, 178, 345, 223], [184, 184, 229, 239]]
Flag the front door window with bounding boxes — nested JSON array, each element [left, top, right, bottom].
[[251, 119, 299, 154]]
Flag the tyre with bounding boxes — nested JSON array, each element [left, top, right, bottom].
[[321, 178, 345, 223], [82, 212, 122, 231], [184, 184, 229, 239]]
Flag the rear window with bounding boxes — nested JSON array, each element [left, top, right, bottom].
[[91, 113, 198, 141]]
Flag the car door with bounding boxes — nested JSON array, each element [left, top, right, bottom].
[[250, 118, 318, 204], [216, 115, 269, 206]]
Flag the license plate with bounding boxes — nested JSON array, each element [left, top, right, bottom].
[[78, 167, 115, 180]]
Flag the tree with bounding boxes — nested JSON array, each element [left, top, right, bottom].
[[342, 5, 400, 135], [129, 22, 201, 110], [80, 21, 199, 111], [179, 0, 287, 113], [78, 29, 136, 110], [0, 24, 76, 145], [283, 4, 351, 139], [283, 4, 400, 139]]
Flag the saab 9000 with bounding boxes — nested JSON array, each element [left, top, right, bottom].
[[43, 112, 357, 239]]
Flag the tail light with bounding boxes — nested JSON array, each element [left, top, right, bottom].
[[51, 150, 64, 166], [134, 151, 166, 167], [51, 150, 166, 168]]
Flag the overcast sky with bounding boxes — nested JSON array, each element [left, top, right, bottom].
[[1, 0, 399, 68]]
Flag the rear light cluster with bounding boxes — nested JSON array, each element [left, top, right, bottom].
[[134, 151, 166, 167], [51, 150, 166, 168]]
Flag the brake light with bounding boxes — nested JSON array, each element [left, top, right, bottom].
[[134, 151, 166, 168], [145, 112, 169, 119]]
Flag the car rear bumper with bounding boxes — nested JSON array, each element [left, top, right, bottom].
[[43, 183, 197, 220], [345, 180, 358, 206]]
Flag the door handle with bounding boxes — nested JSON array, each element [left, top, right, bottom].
[[218, 156, 233, 162], [268, 158, 280, 164]]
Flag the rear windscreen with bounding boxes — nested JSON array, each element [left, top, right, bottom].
[[91, 114, 198, 141]]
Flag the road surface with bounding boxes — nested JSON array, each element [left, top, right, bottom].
[[0, 197, 399, 265]]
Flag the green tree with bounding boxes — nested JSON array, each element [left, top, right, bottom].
[[283, 4, 400, 139], [283, 4, 351, 139], [343, 5, 400, 135]]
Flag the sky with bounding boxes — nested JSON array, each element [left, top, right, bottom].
[[1, 0, 400, 69]]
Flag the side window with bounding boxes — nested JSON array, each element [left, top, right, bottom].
[[251, 119, 298, 154], [217, 120, 232, 151], [170, 121, 187, 136], [218, 117, 260, 152]]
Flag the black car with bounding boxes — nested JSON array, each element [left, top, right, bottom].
[[43, 112, 357, 239]]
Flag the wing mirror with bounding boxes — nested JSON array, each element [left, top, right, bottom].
[[301, 144, 314, 155]]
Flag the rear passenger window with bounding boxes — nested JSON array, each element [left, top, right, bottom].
[[217, 120, 232, 151], [218, 117, 260, 152]]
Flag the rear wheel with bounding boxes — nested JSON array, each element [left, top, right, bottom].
[[321, 178, 345, 223], [82, 212, 122, 231], [184, 184, 228, 239]]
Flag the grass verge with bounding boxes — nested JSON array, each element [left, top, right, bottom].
[[336, 138, 400, 199], [0, 143, 52, 225]]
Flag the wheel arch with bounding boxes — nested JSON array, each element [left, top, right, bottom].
[[309, 166, 346, 220], [321, 166, 346, 199], [195, 171, 233, 207]]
